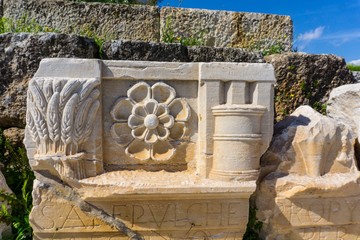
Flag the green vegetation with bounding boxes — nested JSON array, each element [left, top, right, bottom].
[[72, 0, 161, 5], [162, 17, 205, 46], [347, 64, 360, 71], [0, 130, 34, 240], [75, 24, 111, 58], [243, 206, 262, 240], [0, 15, 108, 58], [262, 42, 284, 56], [313, 102, 327, 115], [0, 15, 57, 34], [249, 39, 286, 56], [287, 65, 295, 71]]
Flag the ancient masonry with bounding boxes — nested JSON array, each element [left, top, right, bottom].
[[24, 59, 276, 239], [10, 1, 359, 239], [24, 58, 360, 240]]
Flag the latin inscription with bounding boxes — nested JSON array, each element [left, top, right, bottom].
[[31, 204, 113, 233], [33, 198, 248, 240], [276, 197, 360, 226], [111, 200, 247, 230], [296, 226, 360, 240], [274, 197, 360, 239]]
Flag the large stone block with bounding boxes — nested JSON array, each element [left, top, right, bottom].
[[24, 59, 276, 239], [102, 40, 264, 63], [327, 83, 360, 139], [265, 53, 356, 122], [0, 33, 99, 129], [3, 0, 160, 42], [160, 7, 293, 51], [3, 0, 293, 51]]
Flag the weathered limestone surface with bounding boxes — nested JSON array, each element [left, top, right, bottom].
[[256, 106, 360, 239], [3, 0, 293, 50], [103, 40, 264, 62], [161, 7, 293, 51], [3, 127, 24, 147], [327, 83, 360, 139], [0, 170, 12, 239], [24, 58, 276, 239], [0, 33, 99, 129], [265, 53, 356, 121], [352, 71, 360, 82], [3, 0, 160, 42]]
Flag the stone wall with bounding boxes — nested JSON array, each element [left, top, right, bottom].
[[265, 53, 356, 122], [0, 33, 99, 130], [102, 39, 264, 62], [2, 0, 293, 51]]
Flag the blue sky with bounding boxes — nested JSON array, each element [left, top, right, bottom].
[[159, 0, 360, 65]]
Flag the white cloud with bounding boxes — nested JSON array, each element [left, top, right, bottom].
[[322, 31, 360, 45], [349, 59, 360, 65], [298, 26, 325, 41]]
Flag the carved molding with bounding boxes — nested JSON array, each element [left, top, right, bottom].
[[110, 82, 191, 161]]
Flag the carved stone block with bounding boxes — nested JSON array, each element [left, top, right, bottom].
[[257, 106, 360, 239], [24, 59, 276, 239]]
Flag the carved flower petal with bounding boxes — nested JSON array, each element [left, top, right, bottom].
[[144, 99, 158, 114], [132, 126, 147, 140], [169, 122, 188, 140], [110, 98, 133, 122], [151, 82, 176, 104], [110, 123, 133, 146], [132, 104, 147, 118], [126, 139, 151, 161], [157, 125, 170, 141], [128, 82, 151, 103], [145, 129, 158, 144], [159, 115, 174, 129], [151, 141, 175, 161], [128, 114, 144, 129], [155, 103, 169, 117], [168, 98, 191, 122]]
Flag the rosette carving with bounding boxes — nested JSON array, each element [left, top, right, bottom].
[[110, 82, 191, 161]]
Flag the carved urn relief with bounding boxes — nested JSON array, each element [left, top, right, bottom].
[[210, 105, 266, 181]]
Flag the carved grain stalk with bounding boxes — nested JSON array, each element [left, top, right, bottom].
[[27, 78, 101, 179]]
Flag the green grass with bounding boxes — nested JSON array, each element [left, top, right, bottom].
[[347, 65, 360, 71], [0, 15, 57, 34], [0, 15, 108, 58], [0, 130, 34, 240], [162, 17, 205, 46]]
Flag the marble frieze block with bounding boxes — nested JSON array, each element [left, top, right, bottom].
[[24, 59, 276, 239]]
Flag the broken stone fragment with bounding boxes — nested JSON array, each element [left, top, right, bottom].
[[261, 105, 357, 178], [256, 105, 360, 239], [327, 83, 360, 139]]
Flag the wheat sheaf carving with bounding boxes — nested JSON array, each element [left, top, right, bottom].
[[27, 78, 100, 156]]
